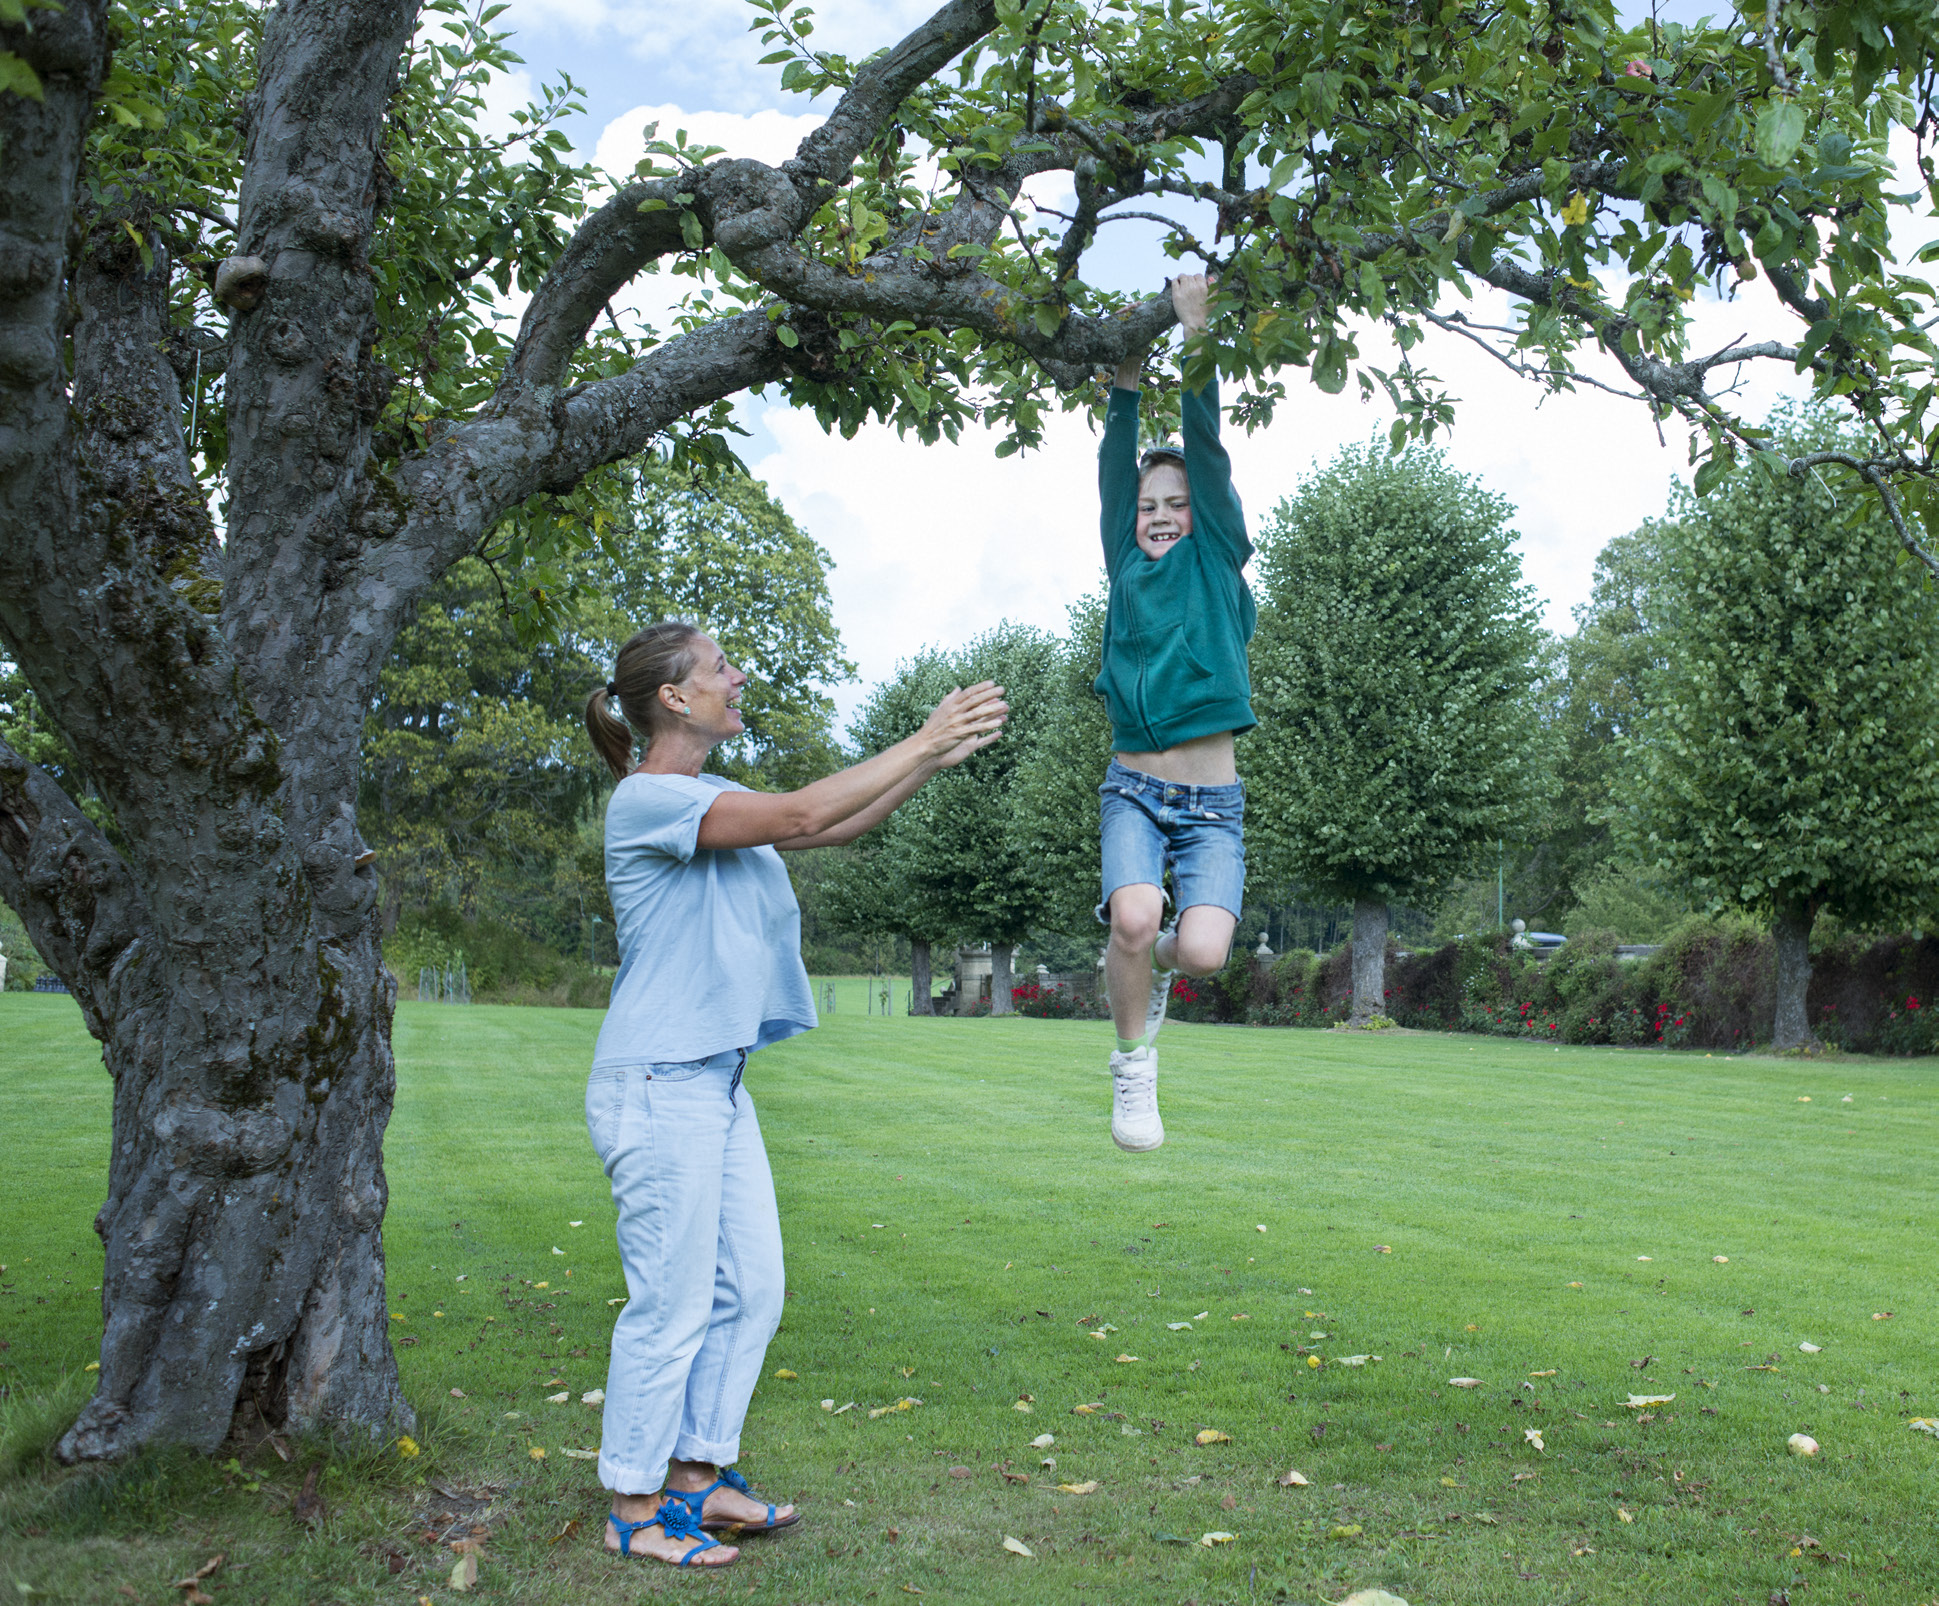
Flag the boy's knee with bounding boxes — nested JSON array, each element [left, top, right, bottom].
[[1108, 901, 1162, 951], [1176, 937, 1230, 976]]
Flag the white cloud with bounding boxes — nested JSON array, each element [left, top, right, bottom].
[[592, 102, 824, 178]]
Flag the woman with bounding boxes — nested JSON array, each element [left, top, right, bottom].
[[581, 620, 1006, 1568], [1093, 273, 1255, 1152]]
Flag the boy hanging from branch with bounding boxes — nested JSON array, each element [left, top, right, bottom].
[[1093, 273, 1256, 1152]]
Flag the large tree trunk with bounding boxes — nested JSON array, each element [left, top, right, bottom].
[[1771, 896, 1818, 1052], [990, 943, 1015, 1015], [909, 938, 934, 1016], [1350, 899, 1388, 1024]]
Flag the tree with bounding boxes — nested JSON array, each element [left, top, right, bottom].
[[1248, 443, 1549, 1021], [1011, 589, 1116, 938], [4, 0, 1933, 1460], [815, 652, 964, 1015], [1611, 407, 1939, 1051], [823, 625, 1062, 1014]]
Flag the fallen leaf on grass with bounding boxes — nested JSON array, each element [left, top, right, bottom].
[[449, 1552, 478, 1592], [833, 1402, 856, 1415], [528, 1447, 545, 1461], [999, 1468, 1029, 1485], [1151, 1530, 1191, 1545], [170, 1555, 224, 1598], [1030, 1433, 1055, 1448], [1336, 1354, 1380, 1367], [900, 1586, 924, 1596], [1798, 1343, 1821, 1355], [1329, 1524, 1363, 1538], [1278, 1468, 1310, 1487], [1873, 1311, 1894, 1321], [1339, 1593, 1412, 1606], [1167, 1322, 1193, 1331], [869, 1398, 922, 1419], [1908, 1418, 1939, 1437], [1195, 1429, 1232, 1445], [1001, 1535, 1033, 1557], [1746, 1364, 1779, 1372], [1058, 1481, 1100, 1495], [1439, 1477, 1463, 1488], [606, 1297, 626, 1306], [820, 1399, 835, 1411], [1513, 1470, 1537, 1482], [546, 1391, 570, 1404], [773, 1369, 798, 1380], [1528, 1369, 1557, 1379], [1200, 1531, 1237, 1546], [1115, 1354, 1141, 1364], [560, 1448, 599, 1461], [1713, 1255, 1730, 1263], [1013, 1399, 1034, 1413], [1524, 1429, 1545, 1451], [1193, 1311, 1210, 1320], [1448, 1378, 1483, 1389], [1230, 1313, 1250, 1322], [396, 1436, 421, 1458], [1626, 1394, 1675, 1407], [1071, 1402, 1104, 1415], [1788, 1433, 1819, 1456], [1616, 1507, 1634, 1523]]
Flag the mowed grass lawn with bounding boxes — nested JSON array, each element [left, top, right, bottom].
[[3, 994, 1937, 1605]]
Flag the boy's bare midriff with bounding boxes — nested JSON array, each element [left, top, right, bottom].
[[1112, 728, 1236, 787]]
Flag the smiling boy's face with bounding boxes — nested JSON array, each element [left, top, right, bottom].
[[1135, 461, 1192, 559]]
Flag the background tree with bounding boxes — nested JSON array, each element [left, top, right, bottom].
[[1010, 590, 1115, 939], [816, 649, 963, 1015], [1248, 444, 1550, 1021], [1612, 406, 1939, 1051], [6, 0, 1937, 1461], [823, 625, 1061, 1014]]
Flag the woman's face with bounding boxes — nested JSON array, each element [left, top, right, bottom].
[[665, 635, 748, 741], [1135, 461, 1193, 559]]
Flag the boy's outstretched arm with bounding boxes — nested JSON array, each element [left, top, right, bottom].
[[1100, 342, 1148, 573], [1172, 274, 1250, 566]]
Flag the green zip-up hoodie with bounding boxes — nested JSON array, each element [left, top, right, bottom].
[[1093, 380, 1257, 753]]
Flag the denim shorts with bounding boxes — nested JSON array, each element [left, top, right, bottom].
[[1097, 758, 1246, 923]]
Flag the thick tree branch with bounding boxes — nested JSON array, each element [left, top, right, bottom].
[[219, 0, 418, 774], [786, 0, 997, 188], [0, 736, 152, 1040]]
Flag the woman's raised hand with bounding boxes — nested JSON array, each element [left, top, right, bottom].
[[922, 681, 1008, 767]]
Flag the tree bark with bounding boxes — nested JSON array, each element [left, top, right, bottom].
[[990, 943, 1014, 1016], [909, 938, 934, 1016], [1350, 899, 1389, 1024], [1771, 896, 1818, 1052]]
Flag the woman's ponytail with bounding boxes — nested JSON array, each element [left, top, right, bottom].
[[587, 620, 704, 782]]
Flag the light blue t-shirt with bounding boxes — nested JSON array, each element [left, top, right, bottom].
[[592, 772, 817, 1066]]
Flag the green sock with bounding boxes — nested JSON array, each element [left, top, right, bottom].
[[1116, 1033, 1148, 1054]]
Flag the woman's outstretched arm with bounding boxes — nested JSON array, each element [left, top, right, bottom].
[[694, 682, 1008, 851]]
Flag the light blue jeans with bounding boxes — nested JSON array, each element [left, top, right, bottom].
[[585, 1049, 784, 1495]]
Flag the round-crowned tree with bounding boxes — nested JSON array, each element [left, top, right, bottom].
[[1611, 406, 1939, 1051], [1248, 443, 1549, 1020]]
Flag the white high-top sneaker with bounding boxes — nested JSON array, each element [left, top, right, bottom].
[[1109, 1044, 1164, 1152]]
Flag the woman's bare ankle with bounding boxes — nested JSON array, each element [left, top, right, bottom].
[[665, 1458, 715, 1492]]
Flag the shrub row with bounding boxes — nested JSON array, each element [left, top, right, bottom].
[[1165, 917, 1939, 1055]]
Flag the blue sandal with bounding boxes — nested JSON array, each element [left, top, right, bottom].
[[608, 1490, 736, 1567], [696, 1466, 801, 1534]]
